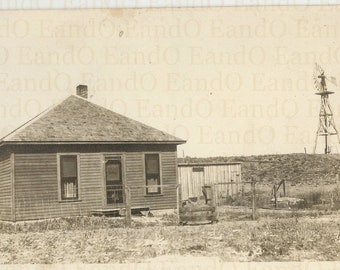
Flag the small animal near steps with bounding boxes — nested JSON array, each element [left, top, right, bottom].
[[179, 205, 218, 225]]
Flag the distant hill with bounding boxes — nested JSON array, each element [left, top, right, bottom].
[[178, 154, 340, 185]]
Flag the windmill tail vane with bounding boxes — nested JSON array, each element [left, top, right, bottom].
[[327, 76, 337, 86]]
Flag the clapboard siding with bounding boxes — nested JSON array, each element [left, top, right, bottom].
[[125, 152, 145, 207], [14, 154, 58, 220], [125, 151, 177, 210], [0, 153, 12, 221], [14, 153, 104, 221], [78, 153, 103, 208], [10, 147, 178, 221]]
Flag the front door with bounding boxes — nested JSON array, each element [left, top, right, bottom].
[[105, 159, 124, 205]]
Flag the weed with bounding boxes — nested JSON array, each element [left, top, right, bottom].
[[160, 213, 178, 226]]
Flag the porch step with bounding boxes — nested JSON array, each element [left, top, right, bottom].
[[90, 206, 150, 217]]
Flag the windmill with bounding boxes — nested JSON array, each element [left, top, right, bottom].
[[313, 63, 340, 154]]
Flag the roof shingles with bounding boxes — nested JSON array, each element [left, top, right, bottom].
[[2, 95, 185, 144]]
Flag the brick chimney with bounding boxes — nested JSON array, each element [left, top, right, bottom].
[[76, 85, 88, 99]]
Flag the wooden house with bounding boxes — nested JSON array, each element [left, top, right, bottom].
[[178, 162, 242, 205], [0, 85, 185, 221]]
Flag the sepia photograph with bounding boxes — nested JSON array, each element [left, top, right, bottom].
[[0, 1, 340, 269]]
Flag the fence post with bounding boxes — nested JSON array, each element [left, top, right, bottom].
[[251, 180, 256, 220], [212, 185, 216, 206], [274, 185, 277, 209], [177, 184, 183, 225], [125, 186, 131, 227], [283, 180, 286, 197], [176, 184, 181, 214], [330, 192, 334, 209]]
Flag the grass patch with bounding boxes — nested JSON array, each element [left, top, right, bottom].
[[0, 211, 340, 263], [220, 183, 340, 210], [0, 216, 126, 234]]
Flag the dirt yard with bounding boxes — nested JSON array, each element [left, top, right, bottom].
[[0, 207, 340, 264]]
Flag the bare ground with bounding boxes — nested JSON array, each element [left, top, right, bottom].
[[0, 207, 340, 264]]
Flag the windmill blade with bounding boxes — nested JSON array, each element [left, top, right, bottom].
[[313, 70, 323, 92], [315, 62, 324, 75], [314, 79, 322, 92]]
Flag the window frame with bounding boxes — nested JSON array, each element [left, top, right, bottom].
[[144, 153, 162, 196], [57, 153, 81, 202]]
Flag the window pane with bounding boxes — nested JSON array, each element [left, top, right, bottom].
[[61, 156, 77, 178], [62, 178, 77, 199], [147, 177, 159, 193], [145, 154, 159, 174], [106, 161, 121, 182]]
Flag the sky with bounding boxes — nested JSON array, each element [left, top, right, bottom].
[[1, 6, 340, 157]]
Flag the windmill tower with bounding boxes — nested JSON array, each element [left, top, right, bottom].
[[313, 63, 340, 154]]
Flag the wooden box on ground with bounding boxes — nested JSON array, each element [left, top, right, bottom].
[[179, 205, 218, 225]]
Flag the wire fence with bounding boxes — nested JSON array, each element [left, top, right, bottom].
[[206, 177, 340, 219], [2, 177, 340, 224]]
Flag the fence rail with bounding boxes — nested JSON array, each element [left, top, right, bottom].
[[4, 177, 340, 224]]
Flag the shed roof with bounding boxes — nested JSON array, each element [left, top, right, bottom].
[[1, 95, 185, 145], [178, 162, 241, 167]]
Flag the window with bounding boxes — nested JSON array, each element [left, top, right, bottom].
[[59, 155, 79, 201], [145, 154, 161, 195]]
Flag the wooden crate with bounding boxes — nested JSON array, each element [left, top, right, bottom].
[[179, 205, 218, 225]]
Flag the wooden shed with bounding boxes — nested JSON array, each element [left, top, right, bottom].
[[178, 162, 242, 204], [0, 85, 185, 221]]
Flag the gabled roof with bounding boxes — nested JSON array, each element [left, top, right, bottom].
[[1, 95, 185, 145]]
